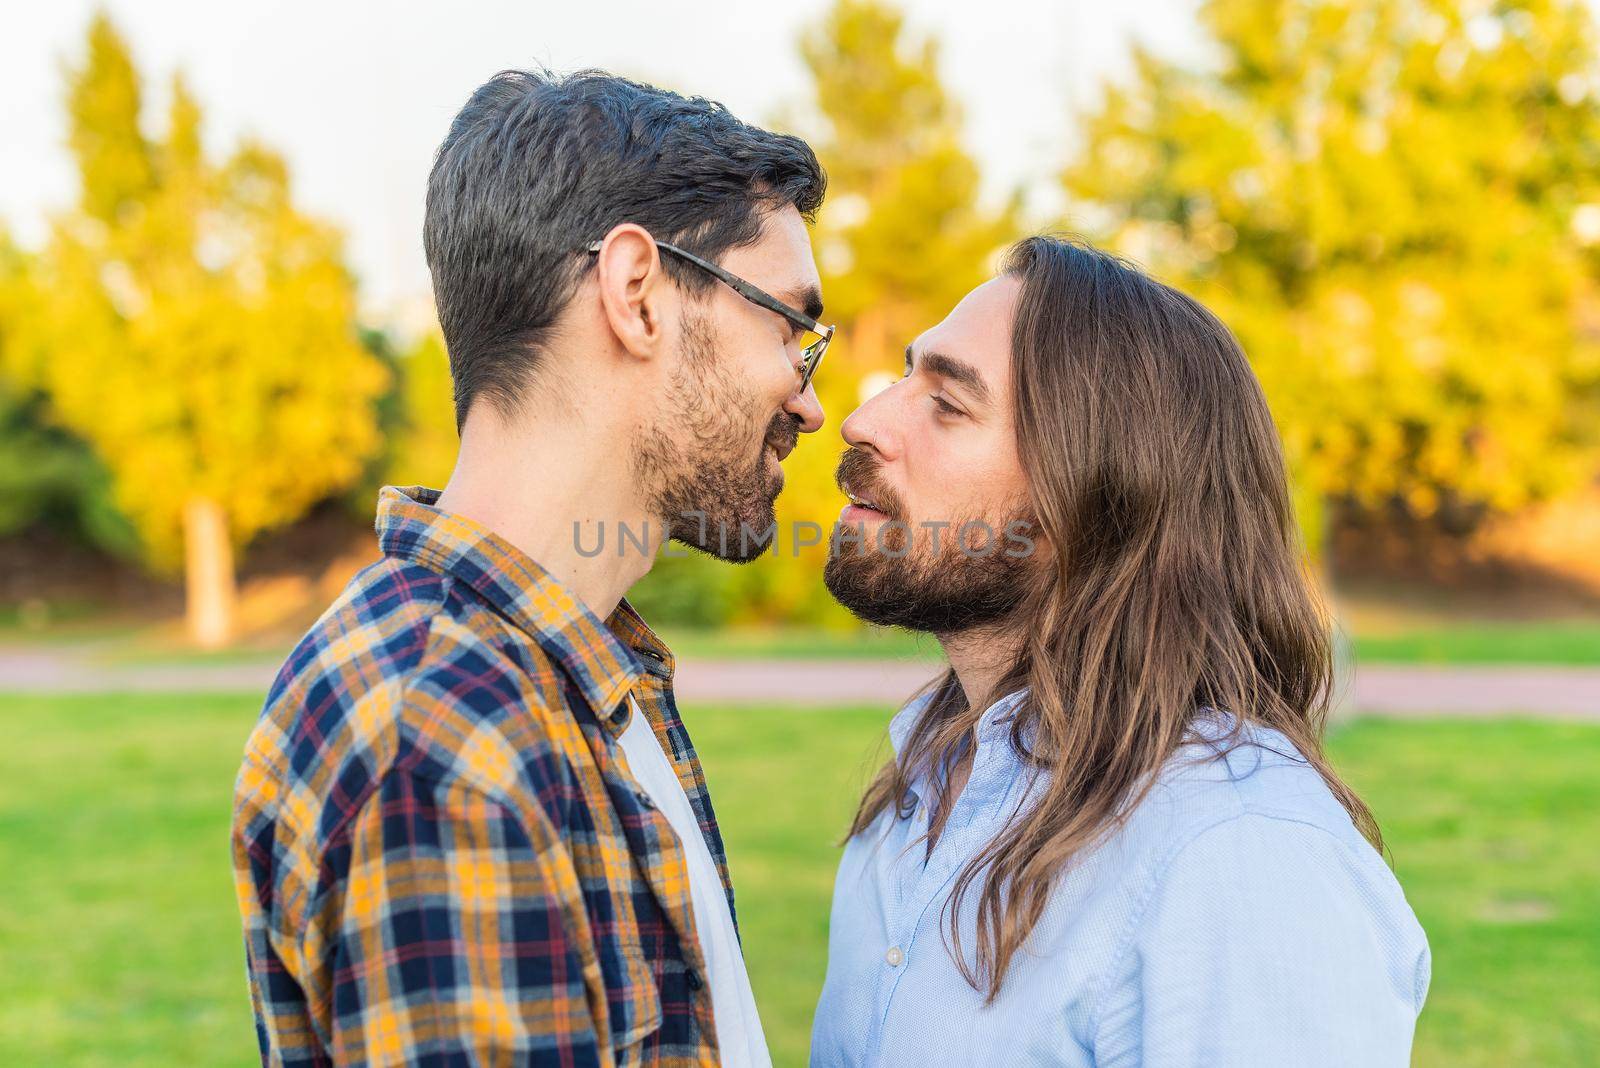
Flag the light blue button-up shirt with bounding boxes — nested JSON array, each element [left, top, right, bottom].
[[811, 689, 1431, 1067]]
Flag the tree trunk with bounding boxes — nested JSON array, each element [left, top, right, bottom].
[[184, 496, 236, 649]]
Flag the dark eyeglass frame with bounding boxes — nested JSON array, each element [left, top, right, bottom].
[[585, 237, 833, 393]]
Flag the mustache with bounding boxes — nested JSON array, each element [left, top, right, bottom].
[[834, 447, 907, 521], [765, 412, 800, 453]]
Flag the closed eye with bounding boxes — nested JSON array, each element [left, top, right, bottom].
[[931, 394, 964, 417]]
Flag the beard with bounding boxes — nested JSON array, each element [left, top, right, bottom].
[[823, 447, 1040, 635], [633, 310, 800, 563]]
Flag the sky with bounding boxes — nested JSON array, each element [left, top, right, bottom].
[[1, 0, 1202, 325]]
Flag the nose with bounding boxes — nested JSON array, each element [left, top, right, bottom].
[[840, 387, 894, 461], [784, 377, 825, 434]]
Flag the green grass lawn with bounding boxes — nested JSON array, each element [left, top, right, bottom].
[[1345, 619, 1600, 667], [1, 695, 1596, 1066]]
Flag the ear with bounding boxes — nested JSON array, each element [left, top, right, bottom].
[[594, 223, 671, 360]]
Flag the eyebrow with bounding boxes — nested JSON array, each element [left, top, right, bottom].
[[906, 344, 992, 407], [796, 286, 832, 322], [777, 284, 824, 324]]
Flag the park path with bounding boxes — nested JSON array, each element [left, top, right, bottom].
[[678, 660, 1600, 719], [2, 644, 1599, 718]]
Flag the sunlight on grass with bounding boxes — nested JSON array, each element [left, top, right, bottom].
[[0, 695, 1594, 1065], [1348, 620, 1600, 667]]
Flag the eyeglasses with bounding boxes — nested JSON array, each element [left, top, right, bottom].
[[585, 237, 833, 393]]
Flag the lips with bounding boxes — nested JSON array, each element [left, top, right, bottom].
[[837, 475, 899, 520], [835, 448, 905, 521], [839, 481, 883, 513]]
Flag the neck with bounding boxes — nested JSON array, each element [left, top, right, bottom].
[[434, 400, 659, 621], [938, 619, 1025, 711]]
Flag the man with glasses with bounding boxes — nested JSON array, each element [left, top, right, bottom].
[[232, 69, 830, 1067], [588, 239, 833, 392]]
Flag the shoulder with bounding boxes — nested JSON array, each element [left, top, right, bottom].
[[1088, 721, 1431, 1028], [1123, 717, 1426, 957], [1084, 808, 1431, 1061], [239, 559, 441, 812], [236, 557, 581, 862], [1139, 809, 1426, 962], [1120, 714, 1373, 857], [259, 557, 449, 723]]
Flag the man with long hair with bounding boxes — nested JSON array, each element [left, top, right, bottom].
[[233, 69, 832, 1066], [812, 236, 1429, 1065]]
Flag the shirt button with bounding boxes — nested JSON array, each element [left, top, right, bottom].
[[634, 790, 655, 810], [685, 967, 704, 991], [885, 946, 905, 967]]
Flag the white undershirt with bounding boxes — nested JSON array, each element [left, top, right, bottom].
[[618, 697, 771, 1068]]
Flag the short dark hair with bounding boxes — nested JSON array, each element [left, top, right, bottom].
[[424, 69, 827, 431]]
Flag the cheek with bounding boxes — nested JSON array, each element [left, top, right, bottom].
[[696, 331, 781, 415], [908, 434, 1026, 523], [727, 327, 794, 406], [900, 435, 965, 522], [974, 420, 1029, 499]]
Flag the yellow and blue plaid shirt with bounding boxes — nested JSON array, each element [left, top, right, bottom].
[[233, 486, 730, 1066]]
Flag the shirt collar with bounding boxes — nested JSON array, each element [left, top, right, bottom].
[[888, 681, 1033, 810], [375, 485, 671, 725], [887, 687, 939, 757], [888, 679, 1030, 756]]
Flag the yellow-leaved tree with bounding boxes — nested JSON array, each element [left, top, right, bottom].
[[381, 330, 460, 491], [1065, 0, 1600, 552], [4, 13, 388, 646]]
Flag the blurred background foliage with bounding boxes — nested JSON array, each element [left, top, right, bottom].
[[1067, 0, 1600, 551], [2, 0, 1600, 646], [3, 6, 1598, 1066]]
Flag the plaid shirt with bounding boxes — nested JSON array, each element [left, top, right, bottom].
[[232, 486, 731, 1067]]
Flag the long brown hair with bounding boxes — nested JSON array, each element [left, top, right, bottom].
[[846, 235, 1380, 1001]]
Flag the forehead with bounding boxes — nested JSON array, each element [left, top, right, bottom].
[[717, 204, 820, 295], [913, 275, 1023, 393]]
